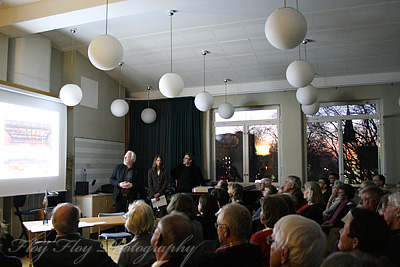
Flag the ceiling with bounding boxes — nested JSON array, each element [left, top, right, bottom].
[[1, 0, 400, 98]]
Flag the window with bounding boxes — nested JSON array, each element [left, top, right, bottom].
[[214, 108, 280, 184], [306, 102, 382, 184]]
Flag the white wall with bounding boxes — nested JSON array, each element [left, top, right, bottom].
[[0, 33, 8, 81]]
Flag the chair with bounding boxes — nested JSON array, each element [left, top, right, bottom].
[[98, 212, 132, 252], [13, 195, 39, 239]]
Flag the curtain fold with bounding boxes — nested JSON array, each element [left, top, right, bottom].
[[127, 97, 202, 190]]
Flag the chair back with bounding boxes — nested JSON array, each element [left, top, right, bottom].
[[13, 195, 27, 210], [98, 212, 125, 217]]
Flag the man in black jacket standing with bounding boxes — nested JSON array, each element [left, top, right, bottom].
[[110, 150, 143, 212], [171, 154, 204, 193]]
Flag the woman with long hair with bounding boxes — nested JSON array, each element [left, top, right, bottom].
[[297, 181, 325, 224], [148, 155, 168, 217]]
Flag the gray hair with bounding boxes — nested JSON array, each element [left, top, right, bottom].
[[125, 200, 154, 235], [126, 150, 137, 162], [360, 186, 384, 201], [333, 180, 343, 187], [388, 192, 400, 207], [51, 203, 80, 235], [218, 203, 251, 239], [261, 178, 272, 186], [273, 215, 326, 267], [287, 176, 301, 191]]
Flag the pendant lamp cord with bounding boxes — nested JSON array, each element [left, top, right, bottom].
[[105, 0, 109, 35], [283, 0, 286, 8], [203, 52, 206, 92], [169, 11, 173, 72], [70, 29, 76, 80], [147, 87, 150, 108], [303, 39, 308, 61], [224, 79, 228, 103], [118, 62, 123, 99]]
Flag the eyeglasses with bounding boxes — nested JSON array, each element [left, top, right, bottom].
[[266, 235, 275, 245], [215, 223, 228, 229]]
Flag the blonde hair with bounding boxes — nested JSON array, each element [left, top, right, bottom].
[[125, 200, 154, 235], [304, 181, 324, 205], [228, 182, 244, 202]]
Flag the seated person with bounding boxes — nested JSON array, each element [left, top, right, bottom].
[[211, 189, 230, 215], [199, 203, 262, 267], [382, 192, 400, 265], [32, 203, 117, 267], [214, 180, 228, 191], [323, 180, 343, 219], [282, 176, 306, 209], [117, 200, 156, 267], [338, 207, 390, 258], [0, 252, 21, 267], [270, 215, 326, 267], [297, 181, 324, 224], [195, 194, 219, 240], [227, 183, 244, 204], [318, 178, 332, 207], [250, 195, 291, 267], [321, 252, 390, 267], [359, 186, 384, 212]]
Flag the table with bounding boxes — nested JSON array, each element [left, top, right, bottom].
[[23, 215, 125, 267]]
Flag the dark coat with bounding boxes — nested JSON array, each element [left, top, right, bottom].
[[31, 233, 117, 267], [170, 164, 205, 192], [110, 164, 142, 201]]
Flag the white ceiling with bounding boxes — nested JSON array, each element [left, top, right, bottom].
[[1, 0, 400, 98]]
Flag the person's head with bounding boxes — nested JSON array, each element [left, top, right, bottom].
[[183, 153, 194, 167], [198, 193, 219, 216], [396, 181, 400, 193], [263, 185, 278, 197], [227, 182, 244, 202], [283, 176, 301, 194], [338, 184, 355, 202], [358, 180, 375, 196], [338, 207, 390, 257], [260, 195, 290, 228], [51, 203, 80, 235], [277, 194, 297, 214], [378, 193, 391, 216], [124, 150, 136, 167], [211, 188, 230, 209], [151, 211, 195, 260], [125, 200, 154, 235], [214, 180, 228, 191], [152, 155, 164, 170], [303, 181, 324, 205], [270, 215, 326, 267], [216, 203, 251, 244], [328, 173, 339, 185], [167, 193, 196, 220], [318, 178, 330, 191], [372, 175, 385, 187], [260, 178, 272, 191], [359, 186, 384, 212], [321, 252, 387, 267], [383, 192, 400, 230]]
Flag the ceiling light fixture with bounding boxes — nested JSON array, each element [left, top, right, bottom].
[[141, 86, 157, 124], [302, 101, 320, 115], [110, 62, 129, 117], [159, 10, 184, 98], [59, 28, 83, 106], [265, 0, 307, 50], [88, 0, 123, 71], [287, 39, 315, 88], [218, 79, 234, 119], [194, 50, 214, 112]]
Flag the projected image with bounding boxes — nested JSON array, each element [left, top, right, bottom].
[[0, 102, 59, 179]]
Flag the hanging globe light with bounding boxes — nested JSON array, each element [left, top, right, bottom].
[[141, 86, 157, 124], [296, 85, 318, 105], [195, 50, 214, 112], [302, 101, 320, 115], [111, 99, 129, 117], [286, 60, 314, 88]]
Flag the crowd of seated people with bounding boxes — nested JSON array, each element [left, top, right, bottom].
[[25, 174, 400, 267]]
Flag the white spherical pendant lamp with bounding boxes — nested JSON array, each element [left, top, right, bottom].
[[286, 60, 314, 88], [296, 85, 318, 105], [195, 91, 214, 112], [88, 34, 123, 71], [218, 102, 235, 119], [159, 73, 184, 98], [59, 84, 83, 106], [141, 108, 157, 124], [265, 7, 307, 50], [111, 99, 129, 117], [302, 101, 320, 115]]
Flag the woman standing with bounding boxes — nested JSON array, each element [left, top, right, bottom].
[[148, 155, 168, 217]]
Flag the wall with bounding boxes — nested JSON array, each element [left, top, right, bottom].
[[0, 33, 8, 81], [203, 83, 400, 186]]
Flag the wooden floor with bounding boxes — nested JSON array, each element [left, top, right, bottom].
[[20, 239, 125, 266]]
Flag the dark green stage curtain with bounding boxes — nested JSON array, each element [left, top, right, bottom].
[[127, 97, 202, 191]]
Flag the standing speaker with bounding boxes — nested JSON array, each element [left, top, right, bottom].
[[75, 181, 89, 195]]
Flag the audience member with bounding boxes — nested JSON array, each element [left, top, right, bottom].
[[321, 252, 390, 267], [200, 203, 262, 267], [321, 184, 356, 233], [319, 178, 332, 207], [117, 200, 156, 267], [372, 174, 386, 188], [148, 155, 168, 217], [357, 181, 375, 197], [214, 180, 228, 191], [278, 194, 297, 214], [338, 207, 390, 258], [150, 211, 196, 267], [0, 251, 21, 267], [211, 189, 230, 214], [171, 154, 205, 193], [250, 195, 291, 267], [297, 181, 324, 224], [383, 192, 400, 265], [396, 181, 400, 193], [167, 193, 204, 245], [32, 203, 117, 267], [195, 194, 219, 240], [282, 176, 306, 209], [378, 193, 391, 216], [227, 183, 244, 204], [359, 186, 384, 212], [328, 173, 339, 187], [250, 178, 272, 214], [269, 215, 326, 267], [250, 185, 278, 236], [323, 180, 343, 219]]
